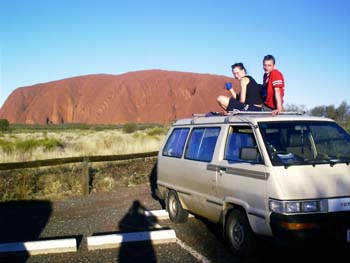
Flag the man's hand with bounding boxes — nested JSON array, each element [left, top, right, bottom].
[[272, 109, 280, 116]]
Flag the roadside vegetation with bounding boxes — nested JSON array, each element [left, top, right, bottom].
[[284, 100, 350, 132], [0, 122, 166, 202], [0, 123, 168, 163], [0, 157, 157, 202]]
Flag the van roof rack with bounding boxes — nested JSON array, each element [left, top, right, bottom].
[[228, 110, 306, 116], [192, 110, 306, 117], [192, 113, 208, 117]]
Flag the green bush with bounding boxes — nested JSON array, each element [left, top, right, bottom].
[[0, 119, 10, 132], [122, 123, 138, 134], [41, 138, 63, 151], [15, 139, 40, 153], [146, 127, 168, 136], [0, 138, 64, 154], [0, 139, 14, 154], [132, 132, 144, 139]]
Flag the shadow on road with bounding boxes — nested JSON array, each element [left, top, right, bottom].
[[193, 215, 350, 263], [118, 200, 157, 263], [0, 200, 52, 262], [149, 162, 165, 209]]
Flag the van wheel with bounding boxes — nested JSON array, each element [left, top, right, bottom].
[[225, 209, 255, 257], [166, 190, 188, 223]]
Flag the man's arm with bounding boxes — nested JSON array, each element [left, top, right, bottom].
[[272, 88, 283, 115]]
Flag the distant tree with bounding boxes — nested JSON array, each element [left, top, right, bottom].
[[337, 101, 350, 125], [0, 119, 10, 132], [326, 105, 336, 119], [310, 101, 350, 131], [122, 123, 138, 134], [284, 103, 307, 113], [309, 105, 325, 116]]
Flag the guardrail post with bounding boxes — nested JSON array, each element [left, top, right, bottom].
[[82, 157, 89, 196]]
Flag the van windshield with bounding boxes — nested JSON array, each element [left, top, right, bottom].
[[258, 121, 350, 166]]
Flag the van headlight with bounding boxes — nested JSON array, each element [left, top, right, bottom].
[[269, 199, 326, 214], [286, 202, 301, 213], [302, 201, 318, 212]]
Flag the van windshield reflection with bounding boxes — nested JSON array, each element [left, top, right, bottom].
[[258, 121, 350, 167]]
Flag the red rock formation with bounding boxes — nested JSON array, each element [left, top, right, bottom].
[[0, 70, 241, 124]]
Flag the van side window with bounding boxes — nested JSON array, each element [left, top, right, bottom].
[[225, 126, 262, 163], [185, 127, 220, 162], [163, 128, 190, 158]]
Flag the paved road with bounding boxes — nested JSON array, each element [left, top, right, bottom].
[[1, 183, 349, 262]]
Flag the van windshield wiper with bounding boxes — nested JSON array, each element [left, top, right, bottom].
[[328, 157, 350, 166], [283, 161, 304, 169], [306, 158, 329, 166], [272, 152, 304, 169]]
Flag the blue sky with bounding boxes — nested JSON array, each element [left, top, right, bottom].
[[0, 0, 349, 109]]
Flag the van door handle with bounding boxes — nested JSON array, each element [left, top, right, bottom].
[[218, 167, 226, 175]]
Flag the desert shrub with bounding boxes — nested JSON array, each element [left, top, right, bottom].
[[93, 176, 116, 192], [0, 165, 84, 201], [0, 172, 38, 200], [0, 138, 64, 157], [122, 123, 138, 134], [14, 173, 36, 199], [0, 119, 10, 132], [14, 139, 40, 153], [37, 174, 65, 197], [0, 139, 14, 154], [41, 138, 63, 151], [13, 138, 63, 153], [146, 127, 168, 136], [132, 132, 144, 139], [97, 135, 121, 149], [147, 135, 162, 141]]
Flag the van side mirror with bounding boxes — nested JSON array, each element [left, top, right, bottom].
[[240, 147, 258, 161]]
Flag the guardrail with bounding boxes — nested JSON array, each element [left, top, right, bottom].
[[0, 151, 159, 196], [0, 151, 159, 171]]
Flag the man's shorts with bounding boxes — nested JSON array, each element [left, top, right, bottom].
[[262, 104, 273, 112]]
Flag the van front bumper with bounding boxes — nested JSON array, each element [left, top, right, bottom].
[[270, 212, 350, 243]]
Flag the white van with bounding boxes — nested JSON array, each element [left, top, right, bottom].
[[156, 111, 350, 256]]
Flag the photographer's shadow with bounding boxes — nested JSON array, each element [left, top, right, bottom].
[[0, 200, 52, 262], [118, 200, 158, 263]]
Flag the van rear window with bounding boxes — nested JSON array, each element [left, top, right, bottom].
[[163, 128, 190, 158], [185, 127, 220, 162]]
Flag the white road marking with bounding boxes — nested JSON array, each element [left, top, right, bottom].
[[176, 238, 212, 263], [145, 209, 194, 220], [87, 229, 176, 250], [0, 238, 77, 255], [144, 209, 169, 220]]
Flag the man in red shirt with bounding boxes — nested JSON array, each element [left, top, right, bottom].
[[262, 55, 285, 115]]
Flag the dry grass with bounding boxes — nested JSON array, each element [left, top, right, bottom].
[[0, 128, 167, 163], [0, 157, 157, 202], [0, 125, 163, 202]]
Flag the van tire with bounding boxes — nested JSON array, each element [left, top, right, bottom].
[[166, 190, 188, 223], [225, 209, 256, 257]]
